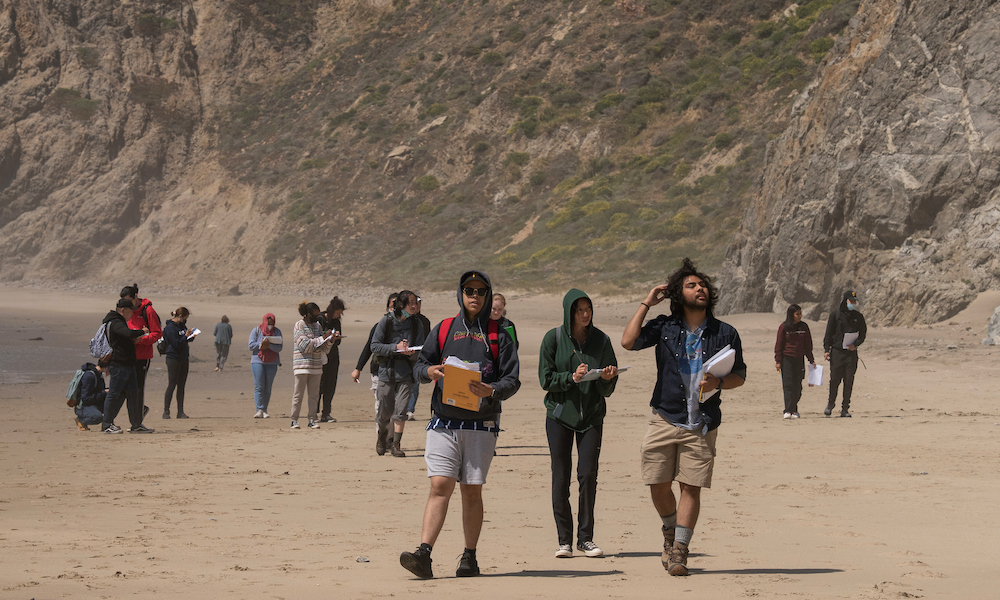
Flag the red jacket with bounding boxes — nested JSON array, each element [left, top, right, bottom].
[[128, 299, 163, 360], [774, 321, 814, 364]]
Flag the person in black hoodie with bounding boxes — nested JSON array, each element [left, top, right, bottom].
[[822, 290, 867, 417], [102, 298, 153, 433], [163, 307, 196, 419], [399, 270, 520, 580]]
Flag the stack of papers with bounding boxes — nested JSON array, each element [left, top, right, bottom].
[[842, 332, 859, 349], [704, 345, 735, 377]]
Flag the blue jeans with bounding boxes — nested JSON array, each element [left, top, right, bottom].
[[252, 362, 278, 411], [75, 405, 103, 425], [104, 364, 140, 429], [407, 382, 420, 414]]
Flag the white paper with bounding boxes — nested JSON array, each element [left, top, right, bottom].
[[264, 335, 282, 345], [187, 328, 201, 341], [842, 332, 859, 349], [398, 345, 423, 353], [704, 345, 735, 377], [444, 355, 480, 372], [807, 363, 823, 386], [579, 365, 630, 382]]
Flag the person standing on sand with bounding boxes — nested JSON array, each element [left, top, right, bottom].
[[163, 307, 196, 419], [120, 284, 161, 420], [290, 302, 335, 430], [621, 258, 746, 577], [102, 298, 153, 434], [539, 289, 618, 559], [405, 294, 432, 421], [823, 290, 866, 418], [774, 304, 814, 419], [249, 313, 282, 418], [352, 293, 398, 441], [317, 297, 346, 423], [214, 315, 233, 372], [399, 270, 520, 579]]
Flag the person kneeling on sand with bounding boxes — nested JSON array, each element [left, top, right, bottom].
[[399, 270, 520, 579], [71, 361, 109, 430]]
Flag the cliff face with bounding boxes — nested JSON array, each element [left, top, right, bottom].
[[719, 0, 1000, 324]]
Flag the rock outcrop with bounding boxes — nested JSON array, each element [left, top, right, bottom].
[[719, 0, 1000, 325]]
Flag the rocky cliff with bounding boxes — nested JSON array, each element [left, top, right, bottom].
[[719, 0, 1000, 325]]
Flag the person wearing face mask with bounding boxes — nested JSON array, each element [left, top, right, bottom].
[[291, 302, 336, 430], [775, 304, 815, 420], [370, 290, 428, 457], [249, 313, 283, 418], [822, 291, 866, 418], [163, 307, 197, 419]]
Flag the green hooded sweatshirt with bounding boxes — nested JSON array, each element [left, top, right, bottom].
[[538, 289, 618, 431]]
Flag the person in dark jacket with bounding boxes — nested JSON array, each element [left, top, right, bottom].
[[539, 289, 618, 559], [823, 290, 867, 417], [102, 298, 153, 434], [405, 294, 433, 421], [399, 270, 520, 580], [774, 304, 815, 419], [317, 296, 346, 423], [621, 258, 746, 577], [213, 315, 233, 371], [352, 293, 397, 444], [72, 362, 107, 430], [163, 307, 196, 419]]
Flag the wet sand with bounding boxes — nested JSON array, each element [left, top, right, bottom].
[[2, 286, 998, 599]]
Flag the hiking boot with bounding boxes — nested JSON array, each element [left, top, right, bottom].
[[176, 412, 189, 419], [840, 410, 852, 418], [163, 411, 171, 419], [290, 420, 300, 429], [824, 401, 835, 416], [666, 542, 689, 576], [103, 423, 123, 434], [75, 417, 89, 431], [400, 547, 433, 579], [456, 549, 480, 577], [555, 544, 573, 558], [308, 419, 320, 429], [390, 440, 406, 458], [129, 424, 155, 434], [577, 540, 603, 557], [376, 434, 386, 456], [661, 526, 675, 569]]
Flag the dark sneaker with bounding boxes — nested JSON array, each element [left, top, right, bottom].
[[162, 411, 171, 419], [456, 550, 480, 577], [400, 547, 433, 579], [661, 526, 675, 569], [129, 424, 155, 433], [319, 414, 337, 423], [176, 412, 189, 419], [840, 410, 852, 418], [376, 435, 386, 456], [577, 540, 603, 557], [666, 542, 689, 576], [103, 423, 123, 434], [824, 402, 834, 416]]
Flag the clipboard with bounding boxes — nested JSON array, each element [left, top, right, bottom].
[[578, 366, 630, 382]]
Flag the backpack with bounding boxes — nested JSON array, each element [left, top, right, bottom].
[[89, 323, 113, 361], [156, 337, 167, 356], [373, 313, 421, 366], [438, 315, 500, 363], [66, 366, 92, 408]]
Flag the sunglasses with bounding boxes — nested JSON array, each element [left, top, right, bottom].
[[463, 287, 489, 298]]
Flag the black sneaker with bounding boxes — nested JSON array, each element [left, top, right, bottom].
[[129, 424, 155, 433], [456, 550, 480, 577], [400, 547, 433, 579], [840, 410, 852, 418], [319, 414, 337, 423], [824, 402, 834, 416], [103, 423, 123, 434]]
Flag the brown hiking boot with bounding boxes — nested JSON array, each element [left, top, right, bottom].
[[376, 434, 386, 456], [660, 526, 675, 569], [390, 440, 406, 458], [666, 542, 689, 576]]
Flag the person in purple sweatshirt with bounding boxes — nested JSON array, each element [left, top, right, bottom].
[[774, 304, 815, 419]]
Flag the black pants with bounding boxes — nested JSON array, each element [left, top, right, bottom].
[[164, 357, 189, 414], [780, 355, 805, 414], [134, 358, 150, 413], [828, 350, 858, 410], [546, 417, 602, 547], [319, 354, 339, 416]]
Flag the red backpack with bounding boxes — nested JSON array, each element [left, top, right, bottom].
[[437, 315, 500, 363]]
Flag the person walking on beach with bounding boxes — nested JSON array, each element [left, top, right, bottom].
[[399, 271, 520, 579], [249, 313, 282, 418], [214, 315, 233, 372], [352, 293, 397, 439], [102, 298, 153, 434], [490, 292, 519, 349], [163, 307, 196, 419], [290, 302, 335, 430], [823, 291, 866, 418], [621, 258, 746, 576], [539, 289, 618, 559], [774, 304, 814, 419], [371, 290, 427, 456], [318, 297, 346, 423], [405, 294, 432, 421], [120, 284, 161, 420]]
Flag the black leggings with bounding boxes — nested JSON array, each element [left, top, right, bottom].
[[546, 417, 603, 547], [780, 355, 805, 414], [164, 357, 189, 414], [319, 354, 339, 416]]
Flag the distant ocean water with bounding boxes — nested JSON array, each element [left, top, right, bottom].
[[0, 342, 86, 385]]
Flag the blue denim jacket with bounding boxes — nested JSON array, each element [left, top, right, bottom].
[[631, 314, 746, 432]]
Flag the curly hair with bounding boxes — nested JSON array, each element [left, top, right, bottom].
[[666, 258, 717, 316]]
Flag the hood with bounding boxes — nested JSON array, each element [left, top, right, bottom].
[[456, 269, 493, 326], [103, 310, 125, 325], [562, 288, 592, 335]]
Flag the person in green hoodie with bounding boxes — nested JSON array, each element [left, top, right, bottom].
[[539, 289, 619, 559]]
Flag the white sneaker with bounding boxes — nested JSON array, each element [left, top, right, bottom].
[[577, 541, 603, 557], [262, 412, 270, 419], [254, 410, 263, 419], [555, 544, 573, 558], [290, 420, 300, 429], [783, 412, 792, 419], [791, 412, 800, 419], [308, 419, 320, 429]]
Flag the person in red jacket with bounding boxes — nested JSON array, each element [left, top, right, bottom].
[[121, 284, 163, 417]]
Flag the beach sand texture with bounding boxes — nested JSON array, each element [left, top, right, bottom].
[[1, 287, 998, 599]]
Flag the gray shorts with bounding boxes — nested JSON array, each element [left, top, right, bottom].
[[424, 428, 497, 485]]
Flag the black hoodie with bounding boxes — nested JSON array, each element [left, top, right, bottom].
[[102, 310, 144, 367], [416, 270, 520, 421], [823, 293, 867, 354]]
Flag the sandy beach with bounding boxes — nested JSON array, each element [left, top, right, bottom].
[[2, 285, 998, 599]]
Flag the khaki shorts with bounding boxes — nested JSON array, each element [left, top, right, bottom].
[[640, 409, 718, 488]]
